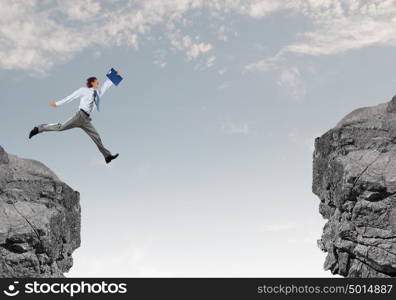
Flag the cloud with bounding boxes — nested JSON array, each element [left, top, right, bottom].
[[58, 0, 102, 20], [152, 49, 168, 68], [244, 51, 286, 72], [221, 122, 250, 135], [3, 0, 396, 74], [244, 0, 396, 72], [277, 66, 306, 98], [0, 0, 217, 74], [216, 24, 237, 41], [285, 17, 396, 57], [166, 28, 215, 67], [184, 36, 212, 59]]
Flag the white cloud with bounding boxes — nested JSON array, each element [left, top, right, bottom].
[[245, 0, 396, 70], [0, 0, 217, 73], [216, 24, 236, 41], [244, 51, 286, 72], [298, 0, 396, 53], [221, 122, 250, 135], [3, 0, 396, 74], [152, 49, 168, 68], [244, 1, 285, 18], [285, 17, 396, 56], [277, 66, 306, 98], [183, 35, 213, 60], [165, 31, 214, 65], [58, 0, 102, 20]]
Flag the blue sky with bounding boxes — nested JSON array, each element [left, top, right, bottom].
[[2, 0, 396, 277]]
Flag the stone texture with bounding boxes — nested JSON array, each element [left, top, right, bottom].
[[313, 96, 396, 277], [0, 145, 80, 277]]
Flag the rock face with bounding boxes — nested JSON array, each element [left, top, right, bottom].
[[313, 97, 396, 277], [0, 145, 80, 277]]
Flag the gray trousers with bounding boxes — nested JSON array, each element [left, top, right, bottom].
[[37, 110, 111, 158]]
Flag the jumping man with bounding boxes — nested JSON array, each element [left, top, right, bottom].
[[29, 75, 120, 164]]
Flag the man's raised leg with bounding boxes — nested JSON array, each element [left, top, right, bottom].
[[39, 112, 81, 132], [29, 112, 81, 138]]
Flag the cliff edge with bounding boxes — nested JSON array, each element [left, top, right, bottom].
[[313, 96, 396, 277], [0, 145, 80, 277]]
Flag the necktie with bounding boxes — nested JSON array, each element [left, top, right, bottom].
[[93, 90, 100, 112]]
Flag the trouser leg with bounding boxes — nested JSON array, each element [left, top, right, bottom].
[[80, 120, 112, 158], [38, 112, 81, 132]]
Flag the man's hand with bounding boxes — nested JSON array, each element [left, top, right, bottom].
[[49, 101, 57, 108], [116, 71, 120, 76]]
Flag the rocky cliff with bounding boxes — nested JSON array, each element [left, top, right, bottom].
[[0, 145, 80, 277], [313, 97, 396, 277]]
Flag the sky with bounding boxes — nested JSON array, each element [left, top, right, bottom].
[[2, 0, 396, 277]]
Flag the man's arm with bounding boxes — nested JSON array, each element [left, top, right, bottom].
[[97, 78, 113, 97], [51, 87, 83, 107]]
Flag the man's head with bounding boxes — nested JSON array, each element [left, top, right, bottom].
[[86, 77, 99, 89]]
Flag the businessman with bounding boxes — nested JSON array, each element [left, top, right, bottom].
[[29, 74, 120, 164]]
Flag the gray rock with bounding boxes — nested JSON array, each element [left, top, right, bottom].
[[0, 145, 80, 277], [313, 96, 396, 277]]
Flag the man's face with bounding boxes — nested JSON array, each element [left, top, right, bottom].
[[92, 79, 100, 89]]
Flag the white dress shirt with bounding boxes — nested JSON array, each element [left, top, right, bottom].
[[55, 78, 113, 114]]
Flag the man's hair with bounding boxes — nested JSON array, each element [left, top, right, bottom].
[[86, 77, 97, 88]]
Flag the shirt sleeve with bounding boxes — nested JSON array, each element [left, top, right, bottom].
[[97, 78, 113, 97], [56, 88, 82, 106]]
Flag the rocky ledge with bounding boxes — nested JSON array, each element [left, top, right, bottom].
[[313, 96, 396, 277], [0, 145, 80, 277]]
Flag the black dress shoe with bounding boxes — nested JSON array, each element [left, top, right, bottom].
[[105, 153, 119, 164], [29, 127, 39, 139]]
